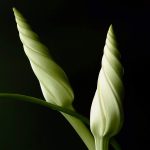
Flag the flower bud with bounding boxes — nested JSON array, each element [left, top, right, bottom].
[[13, 8, 74, 109], [90, 25, 124, 150]]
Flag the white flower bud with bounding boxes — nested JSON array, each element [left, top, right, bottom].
[[13, 8, 74, 109], [90, 25, 124, 150]]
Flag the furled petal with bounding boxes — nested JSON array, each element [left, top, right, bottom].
[[13, 8, 74, 108]]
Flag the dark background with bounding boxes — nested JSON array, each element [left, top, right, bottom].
[[0, 0, 150, 149]]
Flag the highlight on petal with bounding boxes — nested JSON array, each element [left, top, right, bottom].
[[90, 25, 124, 150], [13, 8, 74, 108]]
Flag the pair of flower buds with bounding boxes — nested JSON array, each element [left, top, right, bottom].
[[13, 8, 124, 150]]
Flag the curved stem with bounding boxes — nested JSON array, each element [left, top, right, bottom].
[[0, 93, 89, 125], [62, 113, 95, 150], [0, 93, 121, 150]]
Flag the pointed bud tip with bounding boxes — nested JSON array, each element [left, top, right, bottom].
[[13, 7, 24, 19], [108, 24, 115, 36], [12, 7, 17, 13]]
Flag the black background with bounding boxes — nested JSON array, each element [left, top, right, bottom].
[[0, 0, 150, 149]]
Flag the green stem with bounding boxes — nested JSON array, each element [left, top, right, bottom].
[[0, 93, 121, 150], [95, 137, 109, 150], [0, 93, 89, 125], [62, 113, 95, 150]]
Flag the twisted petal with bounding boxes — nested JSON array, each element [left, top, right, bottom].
[[90, 25, 124, 150], [13, 8, 74, 108]]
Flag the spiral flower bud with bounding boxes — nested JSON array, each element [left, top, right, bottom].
[[13, 8, 74, 109], [90, 25, 124, 150]]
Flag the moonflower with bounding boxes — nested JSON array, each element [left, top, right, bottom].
[[90, 25, 124, 150]]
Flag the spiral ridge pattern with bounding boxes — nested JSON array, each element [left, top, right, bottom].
[[13, 8, 74, 108], [90, 25, 124, 141]]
